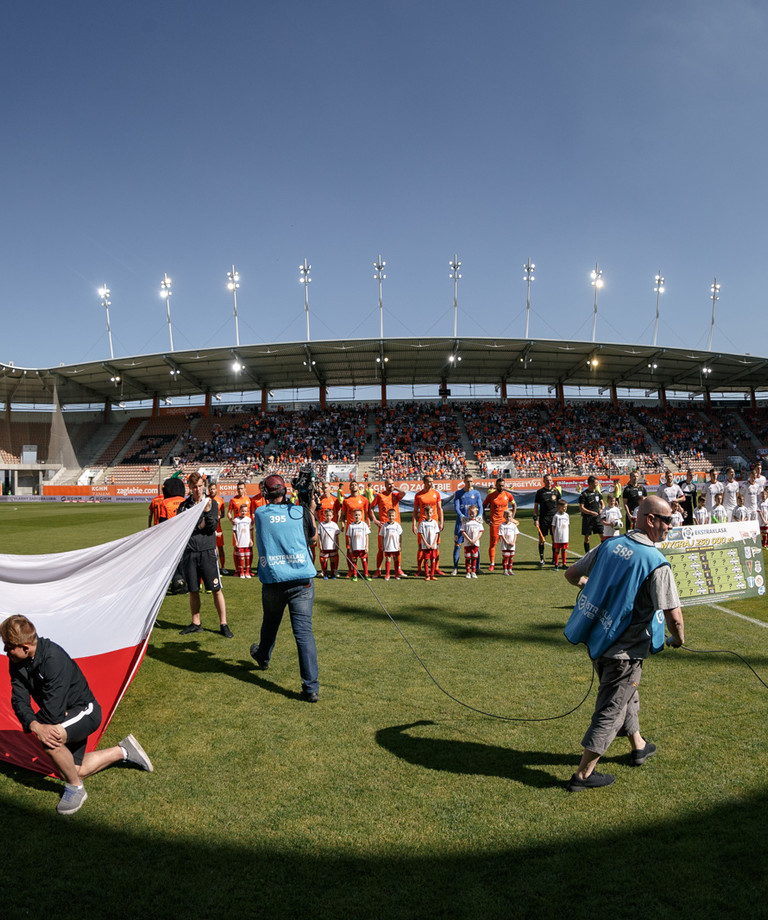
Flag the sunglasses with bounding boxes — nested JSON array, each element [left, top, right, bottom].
[[650, 513, 673, 525]]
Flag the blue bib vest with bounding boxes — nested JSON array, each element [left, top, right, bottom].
[[253, 503, 317, 584], [564, 535, 669, 660]]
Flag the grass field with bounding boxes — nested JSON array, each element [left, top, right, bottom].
[[2, 503, 768, 919]]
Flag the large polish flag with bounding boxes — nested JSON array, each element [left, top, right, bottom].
[[0, 507, 202, 774]]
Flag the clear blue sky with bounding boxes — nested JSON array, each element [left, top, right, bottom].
[[3, 0, 766, 373]]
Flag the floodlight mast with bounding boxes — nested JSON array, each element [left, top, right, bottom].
[[523, 259, 535, 338], [161, 274, 174, 351], [590, 263, 603, 343], [99, 285, 114, 359], [708, 277, 720, 351], [652, 271, 665, 347], [374, 255, 386, 339], [450, 254, 462, 337], [227, 266, 241, 347], [300, 259, 311, 341]]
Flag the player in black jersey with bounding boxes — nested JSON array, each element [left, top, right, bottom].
[[578, 475, 604, 555], [533, 473, 560, 567], [621, 470, 648, 531]]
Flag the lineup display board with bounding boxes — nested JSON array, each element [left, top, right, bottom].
[[658, 521, 765, 607]]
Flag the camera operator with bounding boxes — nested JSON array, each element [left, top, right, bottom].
[[249, 475, 320, 702]]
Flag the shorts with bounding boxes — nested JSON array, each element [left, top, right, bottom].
[[319, 549, 338, 558], [182, 549, 222, 593], [581, 515, 604, 537], [538, 516, 554, 539], [61, 701, 102, 766], [501, 547, 515, 558]]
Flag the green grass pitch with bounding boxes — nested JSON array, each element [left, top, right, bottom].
[[1, 502, 768, 919]]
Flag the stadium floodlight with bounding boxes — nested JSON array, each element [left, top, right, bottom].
[[590, 264, 603, 343], [99, 285, 114, 359], [374, 255, 386, 339], [300, 259, 311, 341], [227, 266, 241, 347], [653, 271, 665, 347], [232, 360, 242, 373], [450, 254, 462, 337], [160, 274, 174, 351], [708, 278, 721, 351], [523, 259, 535, 338]]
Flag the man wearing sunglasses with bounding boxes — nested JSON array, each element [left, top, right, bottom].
[[563, 495, 685, 791]]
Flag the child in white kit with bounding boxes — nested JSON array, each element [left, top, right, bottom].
[[418, 505, 440, 581], [692, 495, 710, 525], [498, 509, 518, 575], [758, 488, 768, 547], [599, 493, 623, 541], [317, 507, 340, 579], [377, 508, 404, 580], [232, 504, 253, 578], [552, 499, 570, 569], [347, 508, 371, 581], [669, 500, 685, 527], [461, 505, 484, 578]]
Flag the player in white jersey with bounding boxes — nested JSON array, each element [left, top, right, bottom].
[[702, 469, 724, 514], [658, 470, 685, 506], [347, 509, 371, 581], [376, 508, 404, 580], [498, 509, 518, 575], [552, 499, 571, 569], [758, 489, 768, 547], [722, 468, 740, 520], [692, 495, 710, 525], [739, 471, 761, 521], [461, 506, 484, 579], [232, 505, 253, 578], [418, 505, 441, 581], [598, 494, 623, 540], [317, 507, 341, 579]]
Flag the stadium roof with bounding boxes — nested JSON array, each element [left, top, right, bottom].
[[1, 337, 766, 407]]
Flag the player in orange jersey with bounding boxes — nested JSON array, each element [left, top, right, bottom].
[[371, 478, 407, 577], [316, 481, 341, 523], [483, 478, 517, 570], [147, 491, 164, 527], [412, 474, 445, 576]]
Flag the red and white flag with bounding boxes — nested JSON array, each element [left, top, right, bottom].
[[0, 508, 201, 774]]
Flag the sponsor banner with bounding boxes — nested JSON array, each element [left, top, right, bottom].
[[657, 520, 765, 606]]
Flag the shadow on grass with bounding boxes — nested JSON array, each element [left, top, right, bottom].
[[1, 769, 767, 919], [375, 720, 573, 788], [144, 642, 302, 700]]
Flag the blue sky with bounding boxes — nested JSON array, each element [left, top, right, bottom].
[[3, 0, 767, 377]]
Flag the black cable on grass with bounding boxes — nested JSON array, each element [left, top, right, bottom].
[[344, 549, 596, 722], [677, 644, 768, 691]]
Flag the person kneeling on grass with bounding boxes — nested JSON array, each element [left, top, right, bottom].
[[1, 615, 153, 816]]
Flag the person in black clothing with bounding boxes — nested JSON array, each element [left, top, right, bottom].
[[533, 473, 560, 567], [2, 615, 153, 816], [622, 470, 648, 531], [178, 471, 232, 638], [578, 475, 604, 555], [678, 469, 697, 522]]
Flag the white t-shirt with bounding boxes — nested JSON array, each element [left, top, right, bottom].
[[740, 481, 761, 518], [418, 519, 440, 549], [693, 507, 710, 525], [658, 483, 685, 504], [732, 505, 748, 522], [380, 521, 403, 553], [703, 480, 724, 513], [462, 518, 484, 547], [347, 521, 371, 552], [599, 506, 623, 538], [552, 511, 570, 543], [758, 499, 768, 527], [723, 479, 740, 518], [318, 520, 340, 552], [670, 510, 684, 527], [233, 516, 252, 548], [711, 505, 727, 523], [498, 521, 518, 551]]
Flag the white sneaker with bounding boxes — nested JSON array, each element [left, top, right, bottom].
[[451, 569, 458, 576], [466, 573, 472, 579], [472, 572, 478, 579], [240, 574, 246, 579], [245, 573, 252, 579]]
